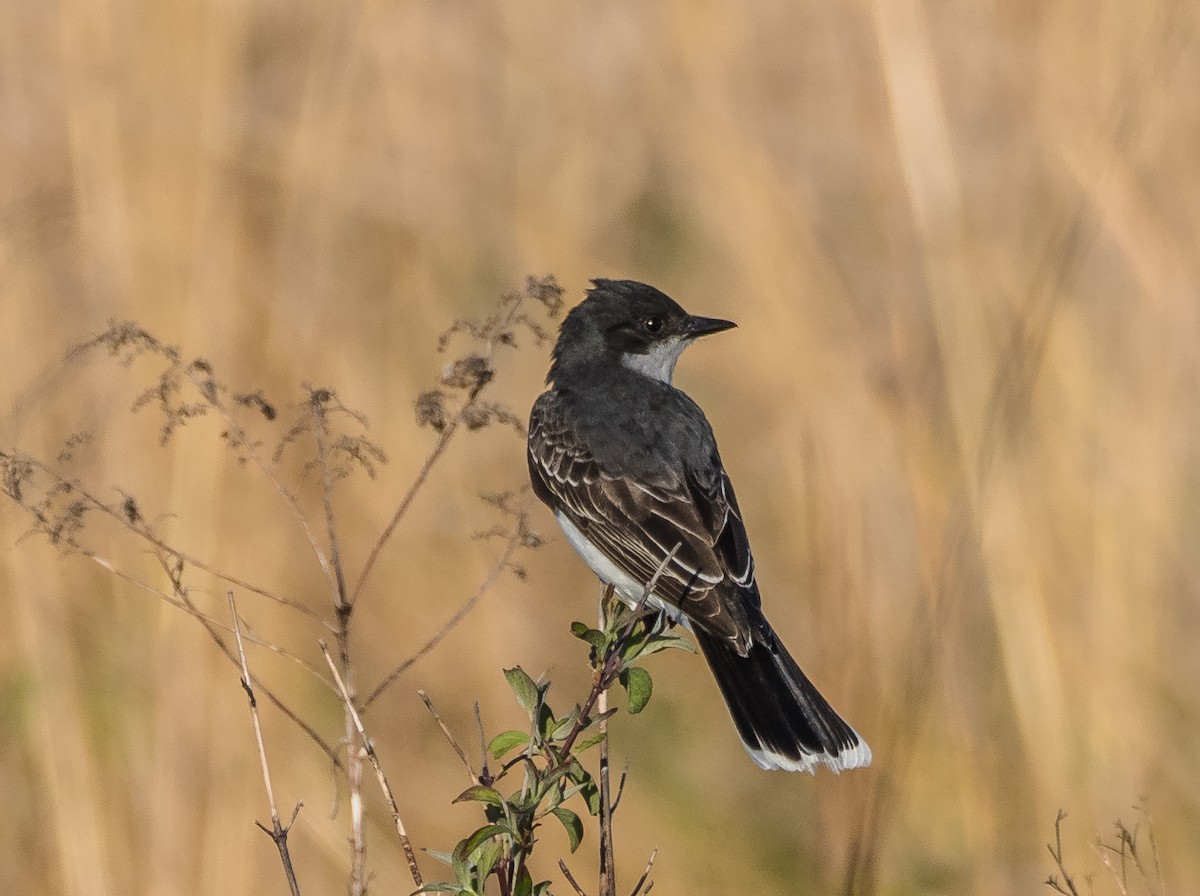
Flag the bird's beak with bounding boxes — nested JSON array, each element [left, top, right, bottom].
[[685, 315, 737, 338]]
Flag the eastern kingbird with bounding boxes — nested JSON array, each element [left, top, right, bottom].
[[527, 279, 871, 773]]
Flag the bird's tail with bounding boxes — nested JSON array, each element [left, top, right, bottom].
[[694, 622, 871, 773]]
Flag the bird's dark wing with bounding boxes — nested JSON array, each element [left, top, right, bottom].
[[528, 392, 759, 653], [683, 460, 758, 605]]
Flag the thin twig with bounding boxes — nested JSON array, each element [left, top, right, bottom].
[[346, 727, 366, 896], [351, 292, 530, 605], [597, 683, 616, 896], [48, 528, 344, 768], [556, 545, 680, 761], [1138, 802, 1167, 896], [178, 364, 338, 594], [610, 765, 628, 816], [559, 860, 589, 896], [17, 455, 330, 627], [1045, 810, 1082, 896], [418, 690, 478, 784], [305, 399, 367, 896], [628, 849, 658, 896], [319, 642, 424, 889], [148, 551, 336, 689], [363, 519, 526, 709], [352, 406, 466, 604], [2, 457, 342, 764], [474, 701, 489, 783], [312, 395, 351, 617], [229, 592, 303, 896]]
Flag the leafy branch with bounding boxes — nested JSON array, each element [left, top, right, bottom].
[[420, 549, 689, 896]]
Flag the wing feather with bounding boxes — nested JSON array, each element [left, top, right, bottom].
[[529, 392, 760, 652]]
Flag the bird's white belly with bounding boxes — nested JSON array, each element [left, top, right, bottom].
[[554, 511, 687, 625]]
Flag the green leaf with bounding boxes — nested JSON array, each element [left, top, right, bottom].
[[620, 630, 650, 662], [574, 730, 606, 752], [551, 807, 584, 852], [512, 770, 544, 812], [462, 823, 512, 858], [451, 838, 472, 887], [423, 848, 455, 867], [549, 707, 578, 740], [473, 840, 502, 885], [566, 761, 588, 783], [567, 764, 601, 815], [570, 621, 607, 650], [453, 785, 505, 807], [536, 702, 556, 740], [533, 882, 552, 896], [538, 760, 580, 793], [488, 729, 529, 758], [619, 666, 653, 714], [503, 666, 539, 714], [637, 633, 695, 658], [514, 866, 534, 896], [413, 884, 466, 893]]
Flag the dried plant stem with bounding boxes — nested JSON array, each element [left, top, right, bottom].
[[629, 849, 657, 896], [1140, 804, 1167, 896], [596, 684, 615, 896], [306, 396, 370, 895], [594, 591, 619, 896], [352, 290, 530, 605], [320, 642, 424, 889], [363, 515, 527, 709], [334, 611, 366, 896], [228, 592, 303, 896], [418, 690, 479, 785], [351, 383, 480, 604], [1045, 810, 1082, 896], [180, 364, 339, 594], [312, 397, 351, 619], [50, 530, 344, 769], [347, 716, 367, 896], [559, 860, 588, 896], [16, 454, 329, 627]]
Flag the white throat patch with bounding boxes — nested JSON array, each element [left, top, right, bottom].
[[620, 336, 688, 384]]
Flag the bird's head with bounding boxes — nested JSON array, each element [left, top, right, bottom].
[[549, 279, 736, 385]]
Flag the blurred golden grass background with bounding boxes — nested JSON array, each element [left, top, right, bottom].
[[3, 1, 1199, 893]]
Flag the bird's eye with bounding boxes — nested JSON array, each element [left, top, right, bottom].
[[644, 317, 664, 334]]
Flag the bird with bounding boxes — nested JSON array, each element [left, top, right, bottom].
[[527, 278, 871, 773]]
